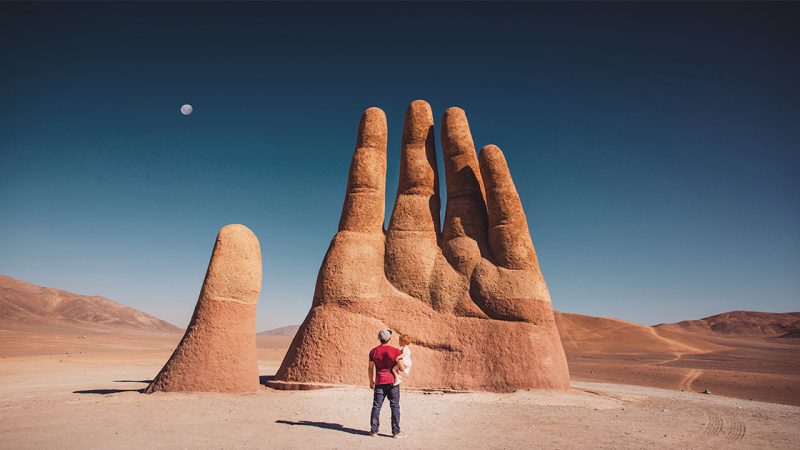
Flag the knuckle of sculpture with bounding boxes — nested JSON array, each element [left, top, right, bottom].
[[389, 206, 436, 232], [443, 142, 472, 158], [348, 151, 384, 185], [491, 194, 521, 218], [356, 124, 386, 149], [446, 191, 481, 203], [403, 124, 432, 144], [347, 187, 379, 195], [400, 158, 435, 191], [400, 185, 435, 196], [469, 263, 549, 323]]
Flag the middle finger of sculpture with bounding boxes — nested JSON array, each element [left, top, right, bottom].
[[274, 100, 570, 392]]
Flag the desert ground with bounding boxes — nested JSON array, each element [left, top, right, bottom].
[[1, 330, 798, 449], [1, 275, 798, 448]]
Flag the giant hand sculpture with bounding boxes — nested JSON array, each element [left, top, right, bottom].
[[273, 101, 569, 392]]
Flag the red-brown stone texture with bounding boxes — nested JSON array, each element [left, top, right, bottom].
[[274, 101, 570, 392], [146, 224, 262, 393]]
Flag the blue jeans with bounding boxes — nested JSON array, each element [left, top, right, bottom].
[[370, 384, 400, 434]]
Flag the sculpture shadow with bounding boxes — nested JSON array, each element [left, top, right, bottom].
[[74, 378, 152, 394], [275, 420, 371, 436], [259, 375, 275, 384], [73, 388, 144, 395]]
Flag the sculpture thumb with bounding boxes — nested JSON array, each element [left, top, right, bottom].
[[145, 224, 262, 393]]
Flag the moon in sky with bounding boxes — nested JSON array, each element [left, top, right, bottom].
[[180, 104, 193, 116]]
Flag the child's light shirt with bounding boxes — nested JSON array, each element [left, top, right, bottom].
[[400, 345, 412, 371]]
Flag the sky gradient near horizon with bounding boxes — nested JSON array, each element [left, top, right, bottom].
[[1, 2, 799, 330]]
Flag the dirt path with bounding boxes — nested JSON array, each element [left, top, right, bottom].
[[678, 368, 704, 392], [650, 352, 687, 366], [646, 351, 705, 393]]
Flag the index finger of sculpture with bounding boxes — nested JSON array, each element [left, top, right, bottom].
[[479, 145, 538, 271], [338, 107, 388, 234], [440, 107, 489, 273]]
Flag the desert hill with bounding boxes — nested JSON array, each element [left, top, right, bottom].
[[556, 310, 800, 405], [655, 310, 800, 337], [257, 325, 300, 337], [0, 275, 180, 334], [554, 311, 717, 355]]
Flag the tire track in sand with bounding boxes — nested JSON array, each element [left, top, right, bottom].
[[700, 407, 724, 439], [720, 411, 746, 446], [697, 406, 746, 447]]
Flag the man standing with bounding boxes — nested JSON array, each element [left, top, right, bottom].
[[368, 329, 405, 438]]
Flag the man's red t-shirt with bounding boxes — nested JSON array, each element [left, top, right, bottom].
[[369, 344, 401, 385]]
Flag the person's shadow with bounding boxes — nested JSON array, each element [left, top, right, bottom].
[[275, 420, 371, 436]]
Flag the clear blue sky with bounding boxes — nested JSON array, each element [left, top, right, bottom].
[[1, 3, 798, 330]]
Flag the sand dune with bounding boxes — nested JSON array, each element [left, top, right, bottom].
[[0, 275, 180, 334]]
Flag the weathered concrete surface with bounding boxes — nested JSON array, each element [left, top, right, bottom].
[[274, 101, 570, 392], [146, 224, 262, 393]]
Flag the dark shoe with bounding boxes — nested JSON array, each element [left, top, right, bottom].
[[369, 431, 378, 437]]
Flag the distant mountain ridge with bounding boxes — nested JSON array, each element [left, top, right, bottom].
[[5, 273, 796, 341], [258, 325, 300, 337], [0, 275, 180, 333], [655, 310, 800, 337]]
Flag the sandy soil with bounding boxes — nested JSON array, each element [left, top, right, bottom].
[[1, 331, 798, 449], [566, 337, 800, 407]]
